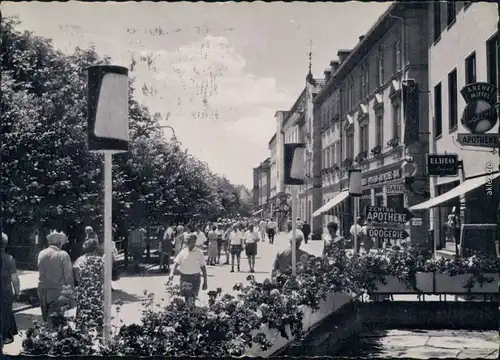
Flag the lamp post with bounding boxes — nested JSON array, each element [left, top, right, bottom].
[[158, 125, 178, 143]]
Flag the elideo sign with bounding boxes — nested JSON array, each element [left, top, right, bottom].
[[426, 154, 459, 176]]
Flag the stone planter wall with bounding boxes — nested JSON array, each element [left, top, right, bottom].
[[435, 273, 499, 293], [372, 275, 415, 293], [245, 291, 356, 357]]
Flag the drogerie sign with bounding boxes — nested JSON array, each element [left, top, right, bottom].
[[367, 228, 409, 240], [365, 206, 414, 224]]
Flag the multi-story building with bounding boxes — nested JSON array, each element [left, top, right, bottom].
[[410, 2, 499, 255], [313, 2, 431, 245], [268, 133, 277, 216], [252, 158, 271, 218]]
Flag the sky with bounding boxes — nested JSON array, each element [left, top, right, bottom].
[[3, 1, 391, 188]]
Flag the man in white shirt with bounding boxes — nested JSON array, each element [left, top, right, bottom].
[[170, 234, 207, 303], [195, 226, 207, 248], [229, 224, 244, 272], [266, 218, 277, 244], [244, 224, 260, 273], [350, 217, 364, 253]]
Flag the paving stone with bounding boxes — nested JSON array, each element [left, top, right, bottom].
[[377, 335, 430, 347], [399, 347, 461, 358], [426, 335, 498, 350], [457, 349, 499, 358]]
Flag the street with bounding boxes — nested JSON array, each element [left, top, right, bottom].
[[4, 233, 323, 356]]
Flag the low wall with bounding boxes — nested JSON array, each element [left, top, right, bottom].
[[245, 291, 356, 357], [280, 301, 498, 356]]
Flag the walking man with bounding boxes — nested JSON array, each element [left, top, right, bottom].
[[128, 225, 146, 273], [267, 218, 277, 244], [244, 224, 259, 273], [258, 218, 267, 243], [229, 224, 243, 272], [170, 234, 207, 304], [302, 220, 311, 244]]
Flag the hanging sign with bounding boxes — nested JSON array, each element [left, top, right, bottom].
[[367, 228, 409, 240], [283, 143, 305, 185], [426, 154, 459, 176], [365, 206, 415, 224], [457, 82, 498, 148]]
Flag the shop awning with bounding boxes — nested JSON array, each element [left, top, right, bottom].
[[312, 190, 349, 218], [409, 172, 500, 211], [252, 209, 263, 216]]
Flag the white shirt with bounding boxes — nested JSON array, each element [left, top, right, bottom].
[[196, 231, 207, 247], [174, 247, 206, 275], [229, 230, 243, 245], [244, 230, 259, 244], [267, 221, 276, 230], [350, 224, 363, 237], [259, 220, 266, 230]]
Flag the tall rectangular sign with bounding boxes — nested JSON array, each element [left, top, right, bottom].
[[403, 79, 419, 146], [283, 143, 305, 185]]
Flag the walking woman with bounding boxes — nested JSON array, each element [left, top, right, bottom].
[[229, 224, 244, 272], [2, 233, 20, 345], [215, 223, 224, 264], [174, 225, 185, 256], [221, 224, 231, 265], [207, 225, 218, 266], [244, 224, 260, 273]]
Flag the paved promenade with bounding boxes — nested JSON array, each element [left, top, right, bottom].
[[4, 232, 314, 355]]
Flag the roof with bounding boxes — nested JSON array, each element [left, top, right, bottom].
[[268, 132, 277, 146]]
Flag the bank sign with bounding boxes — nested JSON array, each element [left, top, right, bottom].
[[457, 82, 499, 148]]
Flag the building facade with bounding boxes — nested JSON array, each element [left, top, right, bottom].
[[313, 2, 431, 245], [425, 2, 499, 253], [252, 158, 271, 218], [268, 133, 278, 216]]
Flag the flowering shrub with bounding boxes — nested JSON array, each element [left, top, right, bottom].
[[22, 255, 105, 355]]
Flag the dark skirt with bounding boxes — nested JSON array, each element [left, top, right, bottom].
[[180, 273, 201, 298], [245, 242, 257, 256], [230, 244, 242, 255]]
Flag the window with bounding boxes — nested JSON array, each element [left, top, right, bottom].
[[433, 2, 442, 42], [448, 68, 458, 130], [361, 67, 366, 98], [360, 124, 369, 153], [346, 133, 354, 159], [326, 146, 330, 168], [377, 49, 384, 87], [347, 82, 353, 110], [392, 104, 401, 139], [393, 41, 401, 71], [330, 146, 335, 167], [446, 1, 456, 26], [387, 194, 404, 209], [336, 141, 341, 165], [487, 33, 498, 86], [465, 52, 476, 84], [434, 82, 442, 138], [376, 114, 383, 147]]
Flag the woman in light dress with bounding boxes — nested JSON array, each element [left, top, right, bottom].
[[174, 225, 185, 255], [207, 225, 218, 266]]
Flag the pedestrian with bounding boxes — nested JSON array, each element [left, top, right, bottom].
[[361, 220, 374, 252], [350, 217, 364, 253], [195, 226, 207, 248], [296, 218, 303, 229], [207, 225, 218, 266], [244, 224, 260, 273], [302, 220, 311, 244], [73, 239, 101, 293], [229, 224, 244, 272], [323, 222, 344, 257], [221, 224, 231, 265], [174, 225, 185, 256], [267, 218, 277, 244], [128, 225, 146, 273], [272, 231, 309, 277], [37, 230, 74, 328], [258, 218, 267, 242], [159, 225, 174, 273], [2, 233, 20, 345], [170, 234, 208, 305], [215, 223, 224, 264]]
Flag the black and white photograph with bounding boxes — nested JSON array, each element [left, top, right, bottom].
[[1, 1, 499, 358]]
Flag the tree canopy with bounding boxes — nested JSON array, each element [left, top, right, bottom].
[[1, 16, 252, 253]]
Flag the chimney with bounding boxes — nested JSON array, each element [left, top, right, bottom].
[[324, 69, 332, 81], [330, 60, 340, 73], [337, 49, 351, 63], [359, 35, 365, 42]]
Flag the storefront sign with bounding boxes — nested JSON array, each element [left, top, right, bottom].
[[365, 206, 415, 224], [426, 154, 459, 176], [367, 228, 409, 240], [412, 218, 423, 226], [458, 82, 498, 148], [385, 184, 405, 194], [457, 134, 499, 148], [362, 169, 402, 187]]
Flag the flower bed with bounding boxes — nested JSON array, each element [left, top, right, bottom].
[[21, 245, 499, 357]]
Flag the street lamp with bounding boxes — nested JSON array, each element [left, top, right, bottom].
[[158, 125, 177, 143]]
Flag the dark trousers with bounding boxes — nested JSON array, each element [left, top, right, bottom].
[[267, 229, 275, 244]]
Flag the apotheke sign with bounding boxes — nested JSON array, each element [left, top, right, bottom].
[[362, 169, 402, 187]]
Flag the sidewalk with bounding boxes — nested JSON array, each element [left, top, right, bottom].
[[3, 233, 298, 355]]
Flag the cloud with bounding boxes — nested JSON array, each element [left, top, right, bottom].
[[123, 35, 293, 186]]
